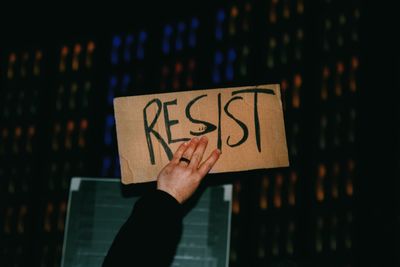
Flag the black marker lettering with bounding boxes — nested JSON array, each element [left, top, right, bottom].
[[217, 93, 222, 151], [185, 94, 217, 136], [163, 99, 190, 144], [224, 96, 248, 147], [232, 88, 275, 152], [143, 98, 173, 164]]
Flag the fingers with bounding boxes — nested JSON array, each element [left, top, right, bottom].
[[171, 141, 189, 164], [197, 149, 221, 178], [179, 137, 199, 166], [189, 136, 208, 169], [172, 137, 220, 175]]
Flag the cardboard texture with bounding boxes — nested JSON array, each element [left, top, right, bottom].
[[114, 84, 289, 184]]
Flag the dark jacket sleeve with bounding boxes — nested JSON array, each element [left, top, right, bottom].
[[102, 189, 183, 267]]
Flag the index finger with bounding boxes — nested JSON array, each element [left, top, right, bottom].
[[171, 141, 189, 164]]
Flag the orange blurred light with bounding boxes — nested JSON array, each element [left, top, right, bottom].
[[67, 121, 75, 132], [15, 127, 22, 137], [61, 46, 69, 56], [28, 126, 35, 136], [323, 66, 330, 78], [175, 62, 183, 73], [281, 79, 288, 92], [294, 74, 302, 88], [80, 119, 88, 130], [74, 44, 82, 54], [9, 53, 17, 63], [87, 41, 95, 52], [36, 50, 43, 60], [337, 61, 345, 74], [231, 6, 239, 18], [351, 56, 359, 70]]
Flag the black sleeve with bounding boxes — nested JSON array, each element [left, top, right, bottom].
[[102, 189, 183, 267]]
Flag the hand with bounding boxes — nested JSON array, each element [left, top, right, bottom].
[[157, 136, 221, 204]]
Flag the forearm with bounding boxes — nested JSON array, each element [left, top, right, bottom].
[[102, 190, 183, 266]]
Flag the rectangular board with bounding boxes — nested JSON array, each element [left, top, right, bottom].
[[114, 84, 289, 184]]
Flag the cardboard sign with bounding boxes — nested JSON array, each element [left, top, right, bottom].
[[114, 84, 289, 184]]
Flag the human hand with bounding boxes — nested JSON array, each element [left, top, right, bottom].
[[156, 136, 221, 204]]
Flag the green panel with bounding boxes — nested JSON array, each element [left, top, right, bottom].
[[61, 178, 232, 267]]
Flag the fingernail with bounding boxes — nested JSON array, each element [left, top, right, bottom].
[[201, 136, 208, 141], [193, 137, 199, 142]]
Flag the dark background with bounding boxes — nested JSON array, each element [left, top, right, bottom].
[[1, 1, 398, 266]]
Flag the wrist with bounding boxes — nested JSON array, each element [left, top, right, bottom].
[[157, 187, 183, 204]]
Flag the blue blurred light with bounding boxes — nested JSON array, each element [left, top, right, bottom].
[[137, 45, 145, 59], [108, 76, 117, 105], [137, 32, 147, 59], [110, 76, 118, 88], [139, 31, 147, 42], [228, 48, 237, 61], [226, 48, 236, 80], [122, 74, 130, 86], [104, 115, 114, 145], [104, 130, 112, 146], [215, 51, 223, 65], [101, 157, 111, 176], [178, 22, 186, 32], [112, 35, 122, 47], [122, 74, 131, 93], [164, 25, 173, 36], [226, 65, 234, 81], [163, 25, 173, 54], [106, 114, 115, 127], [176, 37, 183, 51], [162, 40, 170, 55], [123, 50, 131, 62], [111, 53, 118, 65], [124, 35, 134, 62], [126, 34, 134, 45], [216, 10, 225, 40], [191, 17, 199, 29], [217, 9, 225, 22], [111, 36, 122, 65]]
